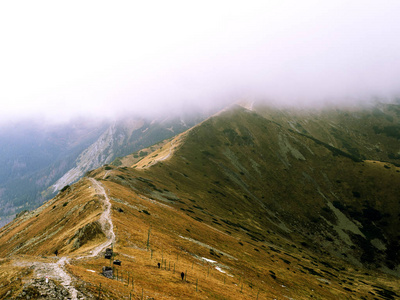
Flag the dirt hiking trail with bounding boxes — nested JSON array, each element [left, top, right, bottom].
[[15, 178, 116, 299]]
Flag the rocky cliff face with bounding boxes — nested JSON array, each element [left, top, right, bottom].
[[51, 115, 205, 192], [0, 113, 207, 227], [52, 123, 122, 192]]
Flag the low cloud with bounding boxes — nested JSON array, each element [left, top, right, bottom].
[[1, 1, 400, 123]]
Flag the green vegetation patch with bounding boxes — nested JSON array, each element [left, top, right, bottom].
[[373, 125, 400, 139]]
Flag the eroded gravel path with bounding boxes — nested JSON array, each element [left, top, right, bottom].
[[15, 178, 116, 299], [32, 257, 79, 299], [88, 178, 116, 257]]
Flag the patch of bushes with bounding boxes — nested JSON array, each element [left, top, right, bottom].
[[209, 248, 221, 258], [373, 125, 400, 139], [139, 151, 148, 157], [388, 152, 400, 159], [60, 185, 70, 192], [269, 270, 276, 280], [332, 200, 345, 210], [201, 150, 214, 157], [113, 158, 123, 166], [15, 210, 29, 219]]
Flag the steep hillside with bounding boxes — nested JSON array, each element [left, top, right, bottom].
[[0, 104, 399, 299], [0, 120, 108, 227], [51, 115, 206, 192], [126, 105, 400, 273], [0, 113, 206, 227], [254, 101, 400, 166]]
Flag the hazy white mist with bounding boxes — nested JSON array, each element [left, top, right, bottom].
[[1, 1, 400, 123]]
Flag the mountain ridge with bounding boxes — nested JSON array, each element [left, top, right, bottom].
[[0, 113, 208, 227], [0, 103, 399, 299]]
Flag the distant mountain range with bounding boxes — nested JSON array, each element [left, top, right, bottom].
[[0, 101, 399, 299], [0, 113, 208, 227]]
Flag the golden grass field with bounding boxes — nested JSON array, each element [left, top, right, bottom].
[[1, 106, 400, 299], [1, 165, 399, 299]]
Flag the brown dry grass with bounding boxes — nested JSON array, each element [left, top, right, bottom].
[[0, 258, 32, 299], [1, 125, 400, 299], [0, 178, 104, 257], [1, 168, 399, 299], [133, 131, 187, 169], [50, 173, 399, 299]]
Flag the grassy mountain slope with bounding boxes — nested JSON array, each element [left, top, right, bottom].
[[0, 179, 105, 257], [126, 106, 400, 272], [254, 102, 400, 166], [0, 105, 399, 299], [0, 113, 206, 227]]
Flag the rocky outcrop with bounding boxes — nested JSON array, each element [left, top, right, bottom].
[[67, 221, 105, 250], [15, 278, 73, 300], [52, 124, 117, 192]]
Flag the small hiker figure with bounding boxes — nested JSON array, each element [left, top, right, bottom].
[[54, 249, 58, 256], [157, 262, 161, 269], [181, 272, 185, 281]]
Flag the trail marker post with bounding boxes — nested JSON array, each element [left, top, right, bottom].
[[146, 226, 151, 251]]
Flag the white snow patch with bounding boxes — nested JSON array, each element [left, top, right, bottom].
[[202, 257, 216, 264], [178, 235, 237, 260]]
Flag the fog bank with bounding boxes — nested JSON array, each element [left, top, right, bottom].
[[1, 1, 400, 123]]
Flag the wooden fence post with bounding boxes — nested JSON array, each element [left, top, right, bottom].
[[146, 226, 151, 251]]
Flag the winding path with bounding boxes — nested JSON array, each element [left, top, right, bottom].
[[88, 178, 116, 256], [21, 177, 116, 299], [145, 140, 175, 168]]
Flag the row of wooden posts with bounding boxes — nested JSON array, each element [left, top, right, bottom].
[[98, 230, 265, 299], [98, 251, 263, 299]]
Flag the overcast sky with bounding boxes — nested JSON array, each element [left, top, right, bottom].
[[1, 1, 400, 123]]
